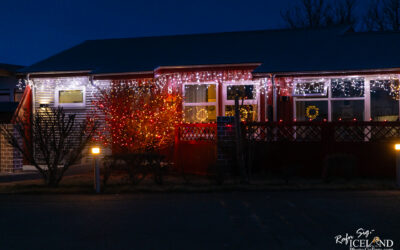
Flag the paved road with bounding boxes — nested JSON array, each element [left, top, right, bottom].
[[0, 191, 399, 250]]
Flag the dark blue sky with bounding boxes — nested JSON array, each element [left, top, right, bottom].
[[0, 0, 295, 66], [0, 0, 367, 66]]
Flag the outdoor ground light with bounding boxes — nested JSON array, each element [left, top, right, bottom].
[[91, 146, 101, 193], [394, 144, 400, 187], [91, 146, 101, 155]]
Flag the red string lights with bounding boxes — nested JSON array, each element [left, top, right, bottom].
[[91, 79, 182, 153]]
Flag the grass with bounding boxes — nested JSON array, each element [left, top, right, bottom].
[[0, 172, 398, 194]]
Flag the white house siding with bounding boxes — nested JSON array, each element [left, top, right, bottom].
[[31, 77, 111, 163]]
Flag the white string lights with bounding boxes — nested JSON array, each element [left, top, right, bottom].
[[331, 78, 365, 97]]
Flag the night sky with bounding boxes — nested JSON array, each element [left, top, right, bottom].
[[0, 0, 367, 66]]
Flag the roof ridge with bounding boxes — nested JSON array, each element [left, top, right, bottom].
[[84, 25, 350, 42]]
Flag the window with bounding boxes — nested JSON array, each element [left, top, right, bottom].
[[332, 100, 364, 121], [55, 88, 85, 108], [370, 79, 399, 121], [225, 105, 258, 122], [293, 80, 327, 97], [224, 83, 258, 122], [226, 85, 256, 100], [296, 101, 328, 121], [331, 78, 364, 98], [183, 83, 217, 122]]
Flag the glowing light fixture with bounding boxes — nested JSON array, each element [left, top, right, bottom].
[[91, 146, 101, 155]]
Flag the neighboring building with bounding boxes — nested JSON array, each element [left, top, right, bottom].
[[15, 26, 400, 176], [0, 63, 25, 173], [0, 63, 24, 122]]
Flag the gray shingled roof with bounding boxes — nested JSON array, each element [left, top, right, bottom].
[[19, 26, 400, 75]]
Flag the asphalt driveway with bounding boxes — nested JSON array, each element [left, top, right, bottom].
[[0, 191, 399, 250]]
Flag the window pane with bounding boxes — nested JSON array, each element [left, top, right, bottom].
[[227, 85, 255, 100], [225, 105, 258, 122], [184, 106, 216, 123], [331, 78, 364, 98], [293, 81, 326, 96], [332, 100, 364, 121], [184, 85, 216, 103], [371, 80, 399, 121], [59, 90, 84, 104], [296, 101, 328, 121]]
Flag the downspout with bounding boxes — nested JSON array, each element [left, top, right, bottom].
[[27, 74, 33, 112], [270, 74, 277, 122]]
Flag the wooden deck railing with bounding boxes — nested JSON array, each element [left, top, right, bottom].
[[242, 121, 400, 143]]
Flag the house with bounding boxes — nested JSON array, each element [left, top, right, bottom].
[[0, 63, 24, 122], [0, 63, 25, 172], [15, 26, 400, 176]]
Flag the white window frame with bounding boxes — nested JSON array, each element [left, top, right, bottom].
[[368, 75, 400, 121], [182, 82, 218, 122], [292, 79, 328, 97], [223, 81, 259, 121], [54, 86, 86, 109], [293, 76, 366, 121]]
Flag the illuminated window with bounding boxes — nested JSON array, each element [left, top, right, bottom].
[[371, 79, 399, 121], [55, 88, 85, 108], [184, 106, 216, 123], [226, 85, 256, 100], [223, 83, 258, 121], [225, 105, 257, 122], [293, 80, 327, 97], [331, 78, 364, 98], [59, 90, 83, 103], [296, 101, 328, 121], [183, 83, 217, 123]]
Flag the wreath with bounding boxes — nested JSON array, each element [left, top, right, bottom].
[[196, 108, 208, 122], [306, 105, 319, 120]]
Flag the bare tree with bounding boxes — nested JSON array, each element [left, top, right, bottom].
[[328, 0, 358, 26], [365, 0, 400, 31], [281, 0, 358, 28], [0, 107, 98, 187]]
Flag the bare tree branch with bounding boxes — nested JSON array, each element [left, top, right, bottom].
[[281, 0, 359, 29], [364, 0, 400, 31], [0, 107, 98, 187]]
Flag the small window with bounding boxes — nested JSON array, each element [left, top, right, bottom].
[[227, 85, 255, 100], [293, 81, 327, 97], [59, 90, 84, 103], [55, 88, 85, 108], [331, 78, 364, 98]]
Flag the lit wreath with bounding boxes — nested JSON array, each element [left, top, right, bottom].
[[306, 105, 319, 120], [196, 108, 208, 122]]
